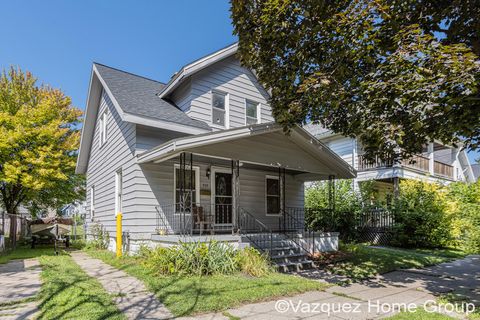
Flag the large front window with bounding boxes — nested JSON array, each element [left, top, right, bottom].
[[212, 91, 226, 127], [174, 166, 199, 211], [266, 176, 280, 215]]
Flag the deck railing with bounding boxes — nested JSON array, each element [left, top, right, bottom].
[[357, 154, 454, 179], [434, 161, 454, 179]]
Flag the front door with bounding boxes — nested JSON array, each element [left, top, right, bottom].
[[213, 170, 233, 226]]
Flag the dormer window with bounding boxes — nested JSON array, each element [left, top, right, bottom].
[[246, 99, 260, 125], [212, 91, 227, 127]]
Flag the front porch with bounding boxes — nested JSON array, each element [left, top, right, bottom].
[[137, 123, 355, 257]]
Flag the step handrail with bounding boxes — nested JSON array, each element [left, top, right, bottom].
[[238, 207, 274, 254], [281, 208, 316, 256]]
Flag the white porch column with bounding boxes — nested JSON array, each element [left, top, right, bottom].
[[428, 143, 434, 175]]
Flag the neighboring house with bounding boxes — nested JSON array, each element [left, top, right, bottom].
[[75, 43, 355, 267], [471, 164, 480, 181], [61, 201, 86, 218], [305, 125, 476, 203]]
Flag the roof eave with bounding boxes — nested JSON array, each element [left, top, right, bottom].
[[158, 43, 239, 99]]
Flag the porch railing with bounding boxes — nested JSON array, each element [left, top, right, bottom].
[[279, 207, 318, 256], [434, 161, 454, 179], [238, 207, 274, 253], [155, 203, 233, 236], [357, 154, 454, 179]]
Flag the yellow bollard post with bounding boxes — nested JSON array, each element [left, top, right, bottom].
[[116, 212, 122, 258]]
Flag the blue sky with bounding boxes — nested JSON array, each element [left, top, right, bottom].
[[0, 1, 478, 163]]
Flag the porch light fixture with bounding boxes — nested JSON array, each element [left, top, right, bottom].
[[206, 167, 211, 179]]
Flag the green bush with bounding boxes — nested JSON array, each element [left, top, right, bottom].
[[143, 241, 237, 276], [392, 180, 452, 248], [85, 223, 110, 250], [235, 246, 273, 277], [141, 241, 272, 277], [446, 181, 480, 253]]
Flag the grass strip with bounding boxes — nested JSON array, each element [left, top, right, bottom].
[[37, 252, 126, 319], [87, 249, 329, 317]]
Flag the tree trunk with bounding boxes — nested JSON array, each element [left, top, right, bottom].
[[9, 214, 17, 249]]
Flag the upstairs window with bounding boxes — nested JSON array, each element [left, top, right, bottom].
[[212, 91, 227, 127], [99, 110, 108, 146], [246, 100, 260, 125]]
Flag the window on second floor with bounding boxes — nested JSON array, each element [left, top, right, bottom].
[[212, 91, 227, 127], [246, 99, 260, 125], [99, 110, 108, 147]]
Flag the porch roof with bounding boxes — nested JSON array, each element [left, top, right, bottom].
[[137, 123, 356, 181]]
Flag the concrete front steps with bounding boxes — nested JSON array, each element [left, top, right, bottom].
[[243, 233, 314, 272]]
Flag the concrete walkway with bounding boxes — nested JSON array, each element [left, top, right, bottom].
[[0, 259, 41, 320], [182, 255, 480, 320], [71, 252, 172, 320]]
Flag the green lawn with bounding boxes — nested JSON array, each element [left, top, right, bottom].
[[327, 245, 465, 282], [0, 246, 57, 264], [0, 247, 125, 320], [387, 308, 453, 319], [87, 249, 330, 317]]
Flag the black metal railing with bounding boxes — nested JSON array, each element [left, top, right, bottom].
[[280, 208, 317, 255], [238, 207, 274, 253], [155, 203, 234, 236]]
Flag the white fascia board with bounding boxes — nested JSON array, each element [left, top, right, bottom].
[[122, 112, 210, 135], [137, 122, 280, 164], [92, 64, 126, 122], [158, 43, 238, 98], [289, 126, 357, 179]]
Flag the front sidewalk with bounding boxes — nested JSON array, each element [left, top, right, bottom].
[[70, 252, 172, 320], [181, 255, 480, 319]]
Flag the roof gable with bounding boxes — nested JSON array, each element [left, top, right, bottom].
[[158, 43, 239, 98]]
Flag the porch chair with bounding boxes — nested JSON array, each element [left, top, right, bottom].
[[192, 205, 214, 235]]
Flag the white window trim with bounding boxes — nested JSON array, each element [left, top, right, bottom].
[[99, 110, 108, 147], [211, 90, 229, 129], [210, 166, 234, 226], [265, 175, 281, 216], [115, 169, 122, 215], [90, 186, 95, 221], [173, 164, 200, 214], [245, 99, 261, 125]]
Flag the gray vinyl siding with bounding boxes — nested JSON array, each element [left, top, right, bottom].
[[174, 56, 274, 128], [323, 137, 356, 168], [134, 160, 303, 233], [86, 90, 136, 236]]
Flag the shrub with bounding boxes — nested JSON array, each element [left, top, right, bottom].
[[141, 242, 272, 277], [85, 223, 110, 250], [142, 241, 238, 276], [446, 181, 480, 253], [391, 180, 452, 248], [235, 246, 273, 277]]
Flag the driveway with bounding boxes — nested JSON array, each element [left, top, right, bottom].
[[183, 255, 479, 319]]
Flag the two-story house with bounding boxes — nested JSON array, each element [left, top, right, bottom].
[[75, 43, 355, 267], [306, 125, 476, 203]]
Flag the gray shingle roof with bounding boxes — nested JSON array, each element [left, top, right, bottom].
[[94, 63, 211, 130]]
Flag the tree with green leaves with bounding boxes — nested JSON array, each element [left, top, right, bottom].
[[231, 0, 480, 161], [0, 67, 83, 247]]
